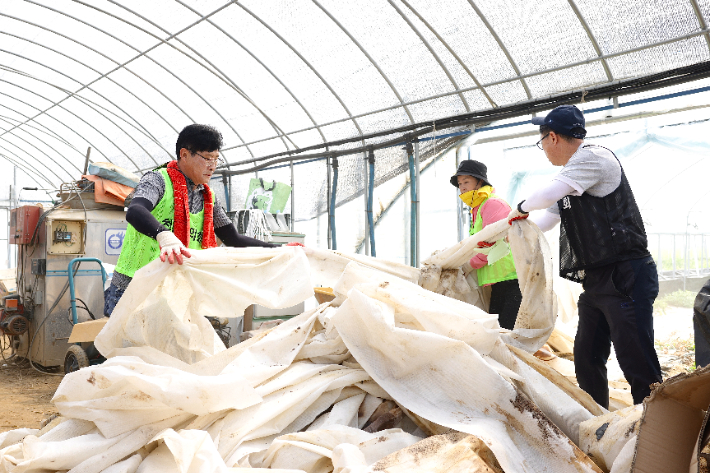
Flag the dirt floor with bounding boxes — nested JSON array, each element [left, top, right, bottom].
[[0, 348, 62, 434]]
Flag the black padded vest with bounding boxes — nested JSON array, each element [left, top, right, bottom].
[[558, 146, 650, 283]]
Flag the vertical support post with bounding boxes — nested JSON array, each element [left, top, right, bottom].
[[363, 152, 370, 256], [406, 141, 416, 267], [456, 148, 463, 242], [673, 234, 676, 276], [414, 140, 421, 267], [228, 173, 232, 211], [326, 157, 332, 250], [7, 185, 12, 270], [367, 148, 376, 257], [83, 147, 92, 176], [684, 215, 689, 290], [221, 172, 231, 212], [290, 159, 295, 232], [330, 157, 338, 251]]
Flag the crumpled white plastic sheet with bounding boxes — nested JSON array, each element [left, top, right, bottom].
[[304, 247, 420, 289], [579, 405, 642, 473], [95, 247, 314, 362], [331, 265, 598, 472], [0, 245, 601, 473], [421, 219, 557, 353], [422, 218, 511, 270]]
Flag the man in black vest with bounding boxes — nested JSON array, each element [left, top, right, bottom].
[[506, 105, 662, 409]]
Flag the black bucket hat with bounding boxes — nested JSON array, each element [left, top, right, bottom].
[[450, 160, 490, 188]]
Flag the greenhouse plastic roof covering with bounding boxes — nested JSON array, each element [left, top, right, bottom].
[[2, 0, 710, 189]]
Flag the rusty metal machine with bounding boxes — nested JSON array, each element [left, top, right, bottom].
[[8, 201, 127, 369]]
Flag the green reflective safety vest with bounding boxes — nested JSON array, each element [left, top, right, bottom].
[[470, 195, 518, 285], [115, 168, 212, 278]]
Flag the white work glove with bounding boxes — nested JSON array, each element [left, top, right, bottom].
[[507, 201, 529, 225], [156, 231, 191, 265]]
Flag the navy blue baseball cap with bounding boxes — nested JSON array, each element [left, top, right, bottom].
[[531, 105, 587, 139]]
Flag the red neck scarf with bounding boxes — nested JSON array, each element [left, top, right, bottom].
[[166, 160, 216, 249]]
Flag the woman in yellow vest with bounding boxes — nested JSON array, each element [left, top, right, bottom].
[[451, 160, 522, 329]]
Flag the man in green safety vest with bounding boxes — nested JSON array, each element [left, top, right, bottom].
[[451, 160, 522, 329], [104, 124, 278, 316]]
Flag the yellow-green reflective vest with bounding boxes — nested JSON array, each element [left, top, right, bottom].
[[115, 168, 211, 278], [470, 195, 518, 285]]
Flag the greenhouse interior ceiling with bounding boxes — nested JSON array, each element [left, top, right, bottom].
[[2, 0, 710, 190]]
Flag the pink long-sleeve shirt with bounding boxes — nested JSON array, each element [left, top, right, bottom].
[[469, 197, 512, 269]]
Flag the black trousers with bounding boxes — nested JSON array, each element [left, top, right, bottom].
[[693, 278, 710, 368], [694, 318, 710, 368], [489, 279, 522, 330], [574, 256, 663, 409]]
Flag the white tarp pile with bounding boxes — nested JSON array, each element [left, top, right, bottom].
[[0, 220, 614, 472]]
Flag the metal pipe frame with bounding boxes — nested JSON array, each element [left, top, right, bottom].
[[172, 0, 328, 144], [290, 160, 295, 232], [0, 140, 62, 185], [388, 0, 471, 112], [30, 0, 249, 153], [0, 63, 141, 172], [362, 152, 369, 256], [0, 54, 156, 170], [413, 140, 420, 266], [100, 0, 297, 152], [225, 15, 710, 154], [0, 56, 137, 170], [0, 1, 708, 191], [221, 62, 710, 177], [0, 111, 74, 150], [0, 109, 77, 181], [399, 0, 497, 109], [0, 102, 80, 181], [0, 87, 126, 176], [329, 157, 338, 250], [465, 0, 532, 99], [0, 12, 191, 136], [0, 150, 51, 188], [567, 0, 613, 81], [366, 148, 376, 257], [239, 2, 367, 138], [326, 156, 331, 249], [406, 142, 416, 266], [312, 0, 414, 123], [353, 135, 453, 255], [0, 10, 194, 141], [9, 0, 255, 161], [0, 30, 173, 158], [0, 71, 170, 162], [689, 0, 710, 54], [0, 91, 80, 158]]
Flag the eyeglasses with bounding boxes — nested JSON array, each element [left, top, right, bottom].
[[536, 133, 550, 150], [192, 151, 225, 166]]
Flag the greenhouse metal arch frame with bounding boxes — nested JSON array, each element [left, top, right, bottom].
[[2, 0, 710, 259]]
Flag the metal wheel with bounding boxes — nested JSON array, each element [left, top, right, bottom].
[[64, 345, 89, 374]]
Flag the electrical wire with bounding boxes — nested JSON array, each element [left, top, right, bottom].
[[0, 333, 17, 365], [26, 261, 82, 377], [74, 298, 96, 321]]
